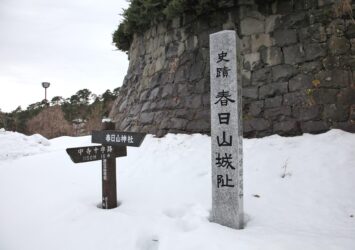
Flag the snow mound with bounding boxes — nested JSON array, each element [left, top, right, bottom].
[[0, 130, 50, 161], [0, 129, 354, 250]]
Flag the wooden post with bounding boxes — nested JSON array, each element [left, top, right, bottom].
[[101, 121, 117, 209], [66, 124, 143, 209]]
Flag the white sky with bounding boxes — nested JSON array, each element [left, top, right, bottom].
[[0, 0, 130, 112]]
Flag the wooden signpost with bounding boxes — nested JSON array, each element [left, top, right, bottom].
[[66, 122, 146, 209]]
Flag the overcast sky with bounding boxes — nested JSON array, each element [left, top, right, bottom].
[[0, 0, 130, 112]]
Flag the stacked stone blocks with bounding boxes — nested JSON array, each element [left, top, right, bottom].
[[110, 0, 355, 137]]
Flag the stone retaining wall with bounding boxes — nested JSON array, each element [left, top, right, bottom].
[[110, 0, 355, 137]]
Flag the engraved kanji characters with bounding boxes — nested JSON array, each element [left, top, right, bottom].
[[215, 153, 235, 170], [217, 51, 229, 63], [217, 174, 234, 188], [216, 66, 230, 78], [217, 131, 232, 147], [218, 113, 230, 125], [214, 50, 238, 189], [216, 51, 231, 78], [215, 90, 235, 106]]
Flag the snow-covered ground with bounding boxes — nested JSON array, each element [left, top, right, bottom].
[[0, 129, 50, 161], [0, 129, 354, 250]]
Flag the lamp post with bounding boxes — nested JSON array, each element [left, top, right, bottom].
[[42, 82, 50, 102]]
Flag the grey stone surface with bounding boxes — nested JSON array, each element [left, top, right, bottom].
[[313, 89, 338, 104], [285, 11, 308, 25], [210, 30, 243, 229], [350, 105, 355, 121], [328, 36, 350, 55], [301, 121, 329, 133], [340, 55, 355, 69], [272, 65, 298, 82], [260, 46, 283, 66], [299, 24, 327, 43], [186, 119, 210, 131], [185, 95, 202, 109], [326, 19, 345, 36], [274, 29, 298, 46], [251, 67, 271, 85], [265, 15, 281, 33], [175, 109, 194, 120], [346, 23, 355, 38], [243, 52, 261, 71], [259, 82, 288, 98], [109, 0, 355, 140], [305, 43, 327, 60], [169, 118, 189, 130], [202, 93, 211, 107], [241, 69, 251, 86], [243, 87, 259, 99], [350, 38, 355, 53], [333, 122, 355, 133], [264, 106, 291, 119], [284, 44, 306, 65], [273, 120, 298, 134], [289, 74, 313, 92], [240, 17, 264, 35], [118, 99, 128, 113], [322, 55, 340, 70], [318, 0, 336, 7], [283, 91, 308, 106], [250, 33, 273, 52], [189, 60, 205, 81], [293, 105, 321, 121], [244, 118, 270, 132], [161, 84, 174, 98], [140, 112, 155, 125], [148, 87, 160, 100], [323, 104, 349, 122], [240, 36, 251, 54], [194, 109, 211, 120], [195, 79, 206, 94], [300, 61, 322, 74], [265, 96, 283, 108], [337, 88, 355, 105], [315, 70, 350, 88], [248, 100, 264, 116]]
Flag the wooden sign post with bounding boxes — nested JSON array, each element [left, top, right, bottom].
[[66, 122, 146, 209], [101, 121, 118, 209], [210, 30, 243, 229]]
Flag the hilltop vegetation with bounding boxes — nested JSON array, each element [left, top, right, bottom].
[[113, 0, 226, 51], [0, 88, 120, 138]]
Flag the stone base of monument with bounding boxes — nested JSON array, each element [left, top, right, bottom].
[[209, 214, 245, 230]]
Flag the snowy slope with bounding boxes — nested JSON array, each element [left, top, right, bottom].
[[0, 130, 354, 250], [0, 129, 50, 160]]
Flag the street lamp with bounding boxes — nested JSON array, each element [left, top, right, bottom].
[[42, 82, 50, 102]]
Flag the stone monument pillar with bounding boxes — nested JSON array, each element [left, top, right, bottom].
[[210, 30, 243, 229]]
